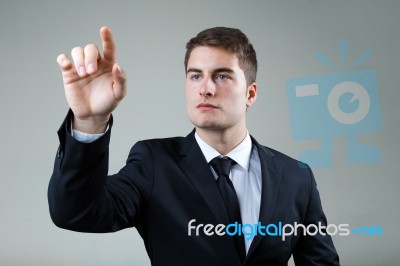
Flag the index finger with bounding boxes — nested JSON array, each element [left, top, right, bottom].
[[100, 26, 116, 61]]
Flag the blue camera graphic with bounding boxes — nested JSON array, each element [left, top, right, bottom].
[[286, 41, 382, 167]]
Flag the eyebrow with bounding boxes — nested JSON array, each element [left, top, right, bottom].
[[186, 68, 202, 74], [186, 67, 235, 74]]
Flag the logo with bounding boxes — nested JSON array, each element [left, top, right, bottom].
[[286, 39, 382, 167], [187, 219, 383, 241]]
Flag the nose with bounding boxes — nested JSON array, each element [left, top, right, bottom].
[[199, 77, 215, 97]]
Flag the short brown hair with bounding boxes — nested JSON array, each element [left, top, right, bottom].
[[184, 27, 257, 86]]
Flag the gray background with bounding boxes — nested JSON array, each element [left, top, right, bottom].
[[0, 0, 399, 265]]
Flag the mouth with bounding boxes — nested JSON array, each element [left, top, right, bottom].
[[197, 103, 218, 110]]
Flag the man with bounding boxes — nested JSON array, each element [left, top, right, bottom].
[[48, 26, 340, 265]]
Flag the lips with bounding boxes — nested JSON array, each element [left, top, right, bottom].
[[197, 103, 218, 110]]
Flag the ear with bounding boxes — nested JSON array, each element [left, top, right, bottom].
[[246, 82, 257, 107]]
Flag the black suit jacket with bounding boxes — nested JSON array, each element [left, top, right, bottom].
[[48, 112, 340, 266]]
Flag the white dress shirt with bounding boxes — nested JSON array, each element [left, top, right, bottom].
[[73, 128, 262, 252]]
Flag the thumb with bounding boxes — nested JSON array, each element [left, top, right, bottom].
[[112, 63, 127, 101]]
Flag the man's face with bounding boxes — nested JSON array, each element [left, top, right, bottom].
[[185, 46, 257, 132]]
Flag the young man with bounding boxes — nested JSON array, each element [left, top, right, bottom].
[[48, 26, 340, 265]]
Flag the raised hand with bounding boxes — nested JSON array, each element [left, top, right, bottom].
[[57, 27, 127, 133]]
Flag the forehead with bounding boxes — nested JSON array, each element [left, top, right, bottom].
[[187, 46, 240, 70]]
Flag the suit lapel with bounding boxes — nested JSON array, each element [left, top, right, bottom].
[[246, 137, 283, 259], [178, 132, 283, 261], [178, 130, 230, 225]]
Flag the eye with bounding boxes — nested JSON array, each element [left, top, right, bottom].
[[215, 74, 229, 81], [190, 74, 202, 81]]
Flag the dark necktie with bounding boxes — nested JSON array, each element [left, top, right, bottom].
[[210, 157, 246, 261]]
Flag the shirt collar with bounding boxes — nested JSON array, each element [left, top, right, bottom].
[[195, 131, 252, 171]]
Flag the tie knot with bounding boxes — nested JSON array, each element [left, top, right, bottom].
[[210, 157, 236, 178]]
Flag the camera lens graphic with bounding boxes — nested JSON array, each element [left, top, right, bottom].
[[327, 81, 371, 125]]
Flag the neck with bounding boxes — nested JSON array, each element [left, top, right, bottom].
[[196, 125, 248, 155]]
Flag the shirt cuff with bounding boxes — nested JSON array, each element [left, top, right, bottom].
[[71, 122, 109, 143]]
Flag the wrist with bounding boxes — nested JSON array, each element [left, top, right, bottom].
[[72, 114, 111, 134]]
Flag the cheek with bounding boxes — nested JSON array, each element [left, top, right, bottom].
[[185, 81, 198, 96], [228, 90, 248, 105], [186, 91, 195, 105], [231, 96, 250, 114], [185, 87, 199, 111], [185, 85, 193, 100]]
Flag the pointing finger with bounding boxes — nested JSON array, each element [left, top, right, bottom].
[[100, 26, 116, 61]]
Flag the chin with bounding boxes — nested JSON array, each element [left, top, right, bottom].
[[194, 121, 225, 130], [189, 114, 229, 130]]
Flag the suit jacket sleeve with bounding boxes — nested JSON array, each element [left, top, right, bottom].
[[47, 110, 153, 233]]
